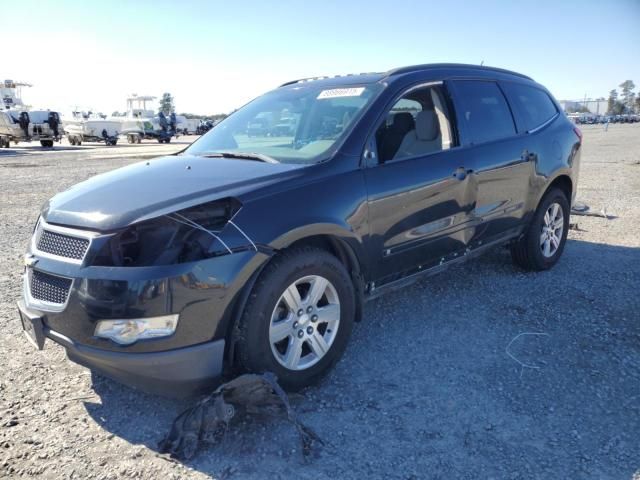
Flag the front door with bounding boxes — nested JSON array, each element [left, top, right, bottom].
[[363, 83, 476, 284]]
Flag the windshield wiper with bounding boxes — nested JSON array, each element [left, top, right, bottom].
[[198, 151, 279, 164]]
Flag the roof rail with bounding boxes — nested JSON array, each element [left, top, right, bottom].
[[279, 72, 381, 87], [279, 76, 330, 87], [385, 63, 533, 81]]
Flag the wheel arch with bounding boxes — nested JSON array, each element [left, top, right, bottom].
[[539, 173, 573, 207], [224, 229, 368, 368], [285, 233, 366, 318]]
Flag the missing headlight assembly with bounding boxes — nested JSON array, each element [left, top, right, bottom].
[[92, 197, 258, 267]]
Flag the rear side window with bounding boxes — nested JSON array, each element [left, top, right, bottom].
[[501, 82, 558, 132], [453, 80, 516, 144]]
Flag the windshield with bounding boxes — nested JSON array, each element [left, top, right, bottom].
[[185, 84, 382, 164]]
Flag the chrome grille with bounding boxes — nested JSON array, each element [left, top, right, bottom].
[[37, 229, 89, 261], [30, 270, 72, 305]]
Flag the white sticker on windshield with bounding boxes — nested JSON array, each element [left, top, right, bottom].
[[317, 87, 365, 99]]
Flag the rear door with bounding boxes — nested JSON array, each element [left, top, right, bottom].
[[449, 80, 532, 241], [364, 82, 476, 284]]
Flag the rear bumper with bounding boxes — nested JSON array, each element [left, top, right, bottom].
[[46, 327, 225, 398]]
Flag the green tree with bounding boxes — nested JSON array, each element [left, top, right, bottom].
[[607, 89, 618, 114], [635, 95, 640, 113], [159, 93, 175, 114], [619, 80, 636, 113]]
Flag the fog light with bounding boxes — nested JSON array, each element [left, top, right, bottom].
[[94, 315, 179, 345]]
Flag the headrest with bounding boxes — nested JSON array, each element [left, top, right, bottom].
[[415, 110, 439, 141], [391, 112, 415, 133]]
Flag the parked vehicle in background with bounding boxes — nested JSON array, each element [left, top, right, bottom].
[[271, 116, 298, 136], [178, 118, 201, 135], [17, 64, 581, 397], [247, 115, 270, 136], [63, 111, 120, 146], [196, 119, 216, 135]]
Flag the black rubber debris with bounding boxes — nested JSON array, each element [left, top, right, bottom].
[[159, 372, 323, 460]]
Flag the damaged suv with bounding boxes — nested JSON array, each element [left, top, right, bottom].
[[18, 64, 581, 396]]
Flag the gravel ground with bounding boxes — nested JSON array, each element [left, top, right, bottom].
[[1, 126, 639, 479]]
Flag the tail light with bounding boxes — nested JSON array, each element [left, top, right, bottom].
[[573, 127, 583, 143]]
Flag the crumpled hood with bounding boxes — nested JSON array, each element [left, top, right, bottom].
[[42, 155, 302, 231]]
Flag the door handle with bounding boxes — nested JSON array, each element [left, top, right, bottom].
[[453, 166, 473, 180]]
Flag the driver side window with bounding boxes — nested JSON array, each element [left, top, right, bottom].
[[375, 85, 454, 163]]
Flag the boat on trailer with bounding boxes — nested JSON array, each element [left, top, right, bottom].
[[0, 80, 62, 148], [119, 95, 175, 144], [63, 111, 120, 146]]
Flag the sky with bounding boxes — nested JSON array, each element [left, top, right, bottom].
[[5, 0, 640, 115]]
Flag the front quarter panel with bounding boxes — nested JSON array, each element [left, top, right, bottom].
[[231, 156, 371, 278]]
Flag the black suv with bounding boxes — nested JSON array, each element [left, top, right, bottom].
[[18, 64, 581, 396]]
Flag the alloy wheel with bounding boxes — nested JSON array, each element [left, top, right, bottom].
[[540, 202, 564, 258], [269, 275, 340, 371]]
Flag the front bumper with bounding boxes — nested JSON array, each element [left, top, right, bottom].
[[23, 250, 267, 353], [47, 327, 225, 397], [21, 243, 270, 396]]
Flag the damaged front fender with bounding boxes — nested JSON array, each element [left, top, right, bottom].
[[90, 198, 267, 268]]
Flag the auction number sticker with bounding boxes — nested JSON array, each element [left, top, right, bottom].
[[317, 87, 365, 99]]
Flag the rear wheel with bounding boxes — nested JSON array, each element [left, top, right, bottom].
[[40, 140, 53, 147], [510, 188, 570, 271], [236, 247, 355, 390]]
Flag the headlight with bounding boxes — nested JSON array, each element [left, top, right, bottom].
[[92, 197, 243, 267], [94, 314, 179, 345]]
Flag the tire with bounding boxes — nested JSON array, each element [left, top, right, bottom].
[[236, 247, 355, 390], [40, 140, 53, 147], [510, 188, 570, 271], [127, 135, 133, 144]]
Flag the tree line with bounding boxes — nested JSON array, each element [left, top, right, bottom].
[[608, 80, 639, 115]]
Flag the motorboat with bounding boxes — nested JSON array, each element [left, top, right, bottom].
[[0, 80, 62, 148], [63, 111, 120, 146], [119, 95, 174, 144]]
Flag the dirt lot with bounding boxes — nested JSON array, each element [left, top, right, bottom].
[[1, 126, 639, 479]]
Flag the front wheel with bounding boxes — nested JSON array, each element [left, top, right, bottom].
[[236, 247, 355, 390], [510, 188, 570, 271]]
